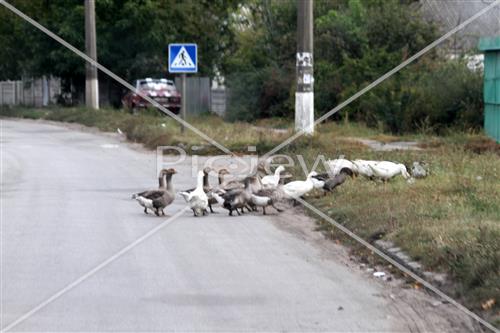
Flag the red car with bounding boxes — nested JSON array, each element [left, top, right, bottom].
[[122, 78, 181, 114]]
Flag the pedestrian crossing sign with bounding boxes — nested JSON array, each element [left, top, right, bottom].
[[168, 44, 197, 73]]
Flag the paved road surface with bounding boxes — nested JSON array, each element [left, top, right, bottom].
[[1, 119, 478, 332]]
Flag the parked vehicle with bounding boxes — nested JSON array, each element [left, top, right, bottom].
[[122, 78, 181, 114]]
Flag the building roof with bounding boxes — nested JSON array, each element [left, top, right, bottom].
[[479, 36, 500, 51]]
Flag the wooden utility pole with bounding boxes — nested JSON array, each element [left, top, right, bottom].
[[85, 0, 99, 109], [295, 0, 314, 134]]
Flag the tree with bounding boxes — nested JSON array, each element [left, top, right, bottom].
[[0, 0, 238, 92]]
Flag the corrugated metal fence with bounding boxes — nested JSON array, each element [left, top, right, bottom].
[[172, 77, 227, 115], [174, 77, 210, 114]]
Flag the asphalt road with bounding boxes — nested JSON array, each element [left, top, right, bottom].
[[1, 119, 478, 332]]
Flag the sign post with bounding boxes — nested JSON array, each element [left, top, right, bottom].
[[181, 73, 186, 133], [168, 43, 198, 134]]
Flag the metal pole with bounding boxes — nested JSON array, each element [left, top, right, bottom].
[[85, 0, 99, 109], [181, 73, 187, 133], [295, 0, 314, 134]]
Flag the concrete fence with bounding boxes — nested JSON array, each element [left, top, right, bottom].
[[211, 88, 227, 116], [0, 77, 61, 107], [1, 76, 228, 116]]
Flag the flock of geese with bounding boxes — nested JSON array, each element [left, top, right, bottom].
[[132, 159, 426, 217]]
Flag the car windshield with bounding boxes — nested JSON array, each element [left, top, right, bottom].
[[138, 80, 175, 91]]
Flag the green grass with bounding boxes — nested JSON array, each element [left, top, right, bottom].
[[2, 105, 499, 324]]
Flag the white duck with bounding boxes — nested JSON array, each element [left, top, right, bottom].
[[282, 171, 317, 199], [368, 161, 410, 182], [261, 165, 285, 188], [179, 170, 209, 216], [326, 159, 356, 176]]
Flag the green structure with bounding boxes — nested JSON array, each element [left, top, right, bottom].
[[479, 36, 500, 143]]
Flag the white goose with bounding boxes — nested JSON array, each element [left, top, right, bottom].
[[179, 170, 209, 216], [368, 161, 410, 182], [261, 165, 285, 188], [326, 159, 356, 176], [282, 171, 317, 199], [352, 159, 379, 178]]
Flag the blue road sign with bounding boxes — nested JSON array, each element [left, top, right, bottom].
[[168, 44, 198, 73]]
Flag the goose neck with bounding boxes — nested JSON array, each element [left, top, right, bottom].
[[196, 172, 204, 190], [203, 172, 210, 188], [166, 173, 174, 192], [158, 175, 166, 189]]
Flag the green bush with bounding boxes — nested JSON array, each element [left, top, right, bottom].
[[224, 0, 484, 134]]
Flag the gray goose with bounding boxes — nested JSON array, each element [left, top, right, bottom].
[[213, 177, 255, 216], [250, 186, 285, 215], [132, 169, 168, 214], [218, 169, 245, 191], [312, 167, 353, 195], [133, 168, 177, 216]]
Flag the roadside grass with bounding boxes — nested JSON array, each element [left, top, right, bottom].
[[2, 106, 499, 323], [0, 106, 292, 154], [299, 141, 499, 324]]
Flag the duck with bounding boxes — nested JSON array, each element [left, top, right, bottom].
[[213, 177, 254, 216], [251, 186, 285, 215], [312, 167, 354, 195], [261, 165, 285, 188], [132, 168, 177, 216], [368, 161, 411, 182], [179, 170, 209, 216], [282, 171, 317, 200]]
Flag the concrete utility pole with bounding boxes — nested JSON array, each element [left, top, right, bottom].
[[85, 0, 99, 109], [295, 0, 314, 134]]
